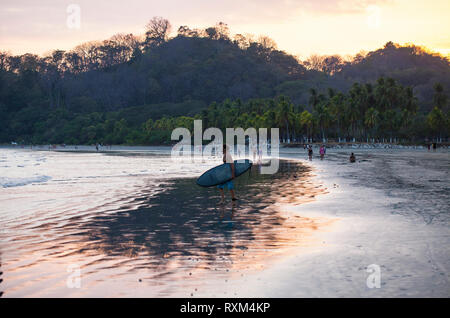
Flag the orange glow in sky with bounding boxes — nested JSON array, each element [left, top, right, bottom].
[[0, 0, 449, 58]]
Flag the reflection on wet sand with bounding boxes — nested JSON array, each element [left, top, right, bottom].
[[1, 158, 334, 297], [0, 259, 3, 297], [79, 160, 332, 292]]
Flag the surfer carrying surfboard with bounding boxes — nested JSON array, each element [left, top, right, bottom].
[[218, 144, 237, 204]]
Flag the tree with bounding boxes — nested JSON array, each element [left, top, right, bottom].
[[427, 106, 447, 141], [144, 17, 172, 49], [308, 88, 319, 108], [313, 102, 331, 141], [275, 96, 295, 141], [205, 22, 230, 41], [433, 83, 448, 111], [303, 54, 324, 71], [364, 107, 379, 139], [233, 34, 249, 49], [299, 110, 314, 139], [0, 51, 10, 71], [321, 55, 344, 75], [258, 36, 277, 51]]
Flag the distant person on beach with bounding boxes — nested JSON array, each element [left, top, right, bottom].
[[319, 145, 325, 160], [349, 153, 356, 163], [96, 144, 99, 151], [308, 145, 313, 160], [218, 144, 237, 204], [432, 142, 437, 151], [427, 144, 431, 151]]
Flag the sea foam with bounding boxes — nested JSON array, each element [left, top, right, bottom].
[[0, 175, 52, 188]]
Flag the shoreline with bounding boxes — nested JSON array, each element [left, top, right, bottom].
[[1, 140, 449, 152]]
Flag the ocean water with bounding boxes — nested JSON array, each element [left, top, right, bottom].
[[0, 147, 326, 297]]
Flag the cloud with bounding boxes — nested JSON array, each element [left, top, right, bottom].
[[0, 0, 394, 26], [0, 0, 397, 55], [185, 0, 393, 21], [295, 0, 392, 14], [2, 7, 25, 13]]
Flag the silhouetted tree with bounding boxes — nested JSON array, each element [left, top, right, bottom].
[[144, 17, 171, 49]]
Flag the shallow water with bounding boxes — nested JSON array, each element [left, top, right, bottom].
[[0, 148, 328, 297]]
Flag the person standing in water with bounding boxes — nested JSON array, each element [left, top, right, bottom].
[[349, 152, 356, 163], [218, 144, 237, 204], [308, 145, 313, 160], [319, 145, 325, 160]]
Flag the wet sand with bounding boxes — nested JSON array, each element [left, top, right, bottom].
[[0, 147, 449, 297], [208, 149, 450, 297], [0, 149, 333, 297]]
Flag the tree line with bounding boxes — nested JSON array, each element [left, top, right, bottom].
[[5, 76, 446, 146], [144, 78, 449, 145]]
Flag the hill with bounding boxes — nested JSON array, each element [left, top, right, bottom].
[[0, 19, 448, 144], [337, 42, 450, 111]]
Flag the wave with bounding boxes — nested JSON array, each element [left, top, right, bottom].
[[0, 175, 52, 188]]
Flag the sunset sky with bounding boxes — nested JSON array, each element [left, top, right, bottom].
[[1, 0, 449, 59]]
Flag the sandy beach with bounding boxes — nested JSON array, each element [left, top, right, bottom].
[[0, 146, 449, 297], [207, 148, 450, 297]]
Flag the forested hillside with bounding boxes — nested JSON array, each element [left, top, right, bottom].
[[0, 18, 448, 145]]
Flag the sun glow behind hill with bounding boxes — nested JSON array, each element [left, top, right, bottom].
[[434, 48, 450, 58], [0, 0, 449, 59]]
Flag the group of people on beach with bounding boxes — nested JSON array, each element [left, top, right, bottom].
[[217, 142, 360, 204], [305, 144, 328, 160], [304, 143, 356, 163], [427, 143, 438, 151]]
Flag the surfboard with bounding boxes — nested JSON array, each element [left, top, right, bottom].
[[196, 159, 252, 187]]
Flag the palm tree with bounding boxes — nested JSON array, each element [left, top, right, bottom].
[[433, 82, 448, 111], [328, 93, 346, 140], [364, 107, 379, 140], [275, 96, 295, 142], [313, 102, 331, 141], [309, 88, 319, 109], [300, 110, 314, 140], [374, 77, 388, 112], [427, 106, 446, 142], [346, 96, 360, 139]]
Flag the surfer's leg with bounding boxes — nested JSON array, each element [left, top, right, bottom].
[[228, 181, 237, 201], [218, 188, 225, 204], [230, 189, 237, 201]]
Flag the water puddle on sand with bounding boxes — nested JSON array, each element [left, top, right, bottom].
[[0, 159, 335, 297]]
